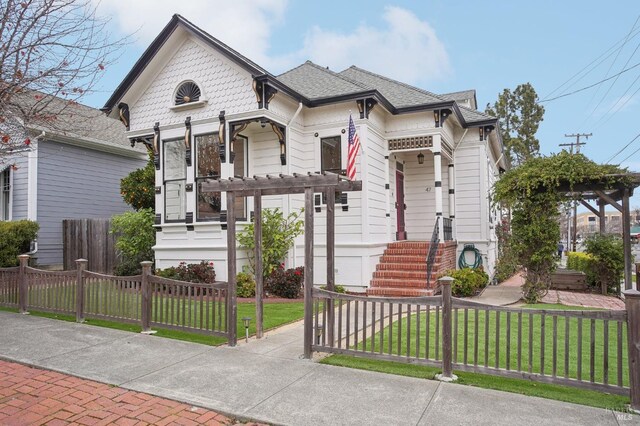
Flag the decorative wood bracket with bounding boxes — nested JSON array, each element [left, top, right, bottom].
[[118, 103, 130, 130], [184, 116, 192, 166], [434, 108, 452, 128], [252, 79, 278, 109], [479, 125, 494, 141], [218, 110, 226, 163], [230, 122, 249, 164], [356, 98, 377, 119], [270, 122, 286, 165], [153, 122, 160, 170]]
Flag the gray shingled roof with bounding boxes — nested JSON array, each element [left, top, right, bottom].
[[277, 61, 368, 100], [440, 89, 476, 103], [14, 91, 142, 153], [458, 105, 495, 124], [338, 66, 445, 108]]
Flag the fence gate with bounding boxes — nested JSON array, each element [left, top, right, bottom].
[[200, 172, 362, 347]]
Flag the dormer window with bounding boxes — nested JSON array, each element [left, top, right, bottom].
[[175, 81, 201, 106]]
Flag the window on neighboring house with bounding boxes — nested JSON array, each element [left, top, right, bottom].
[[163, 139, 186, 221], [195, 133, 221, 221], [233, 136, 247, 221], [1, 168, 10, 221], [321, 136, 342, 174]]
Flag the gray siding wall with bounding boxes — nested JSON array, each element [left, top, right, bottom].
[[10, 153, 29, 220], [36, 141, 145, 266]]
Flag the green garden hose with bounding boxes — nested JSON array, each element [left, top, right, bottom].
[[459, 244, 483, 269]]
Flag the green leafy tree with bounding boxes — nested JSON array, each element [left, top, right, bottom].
[[111, 208, 155, 275], [486, 83, 545, 166], [493, 152, 628, 302], [120, 152, 155, 210], [237, 208, 304, 282]]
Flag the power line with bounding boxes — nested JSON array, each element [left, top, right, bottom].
[[543, 23, 640, 100], [617, 133, 640, 164], [540, 61, 640, 103], [606, 132, 640, 163], [579, 16, 640, 124]]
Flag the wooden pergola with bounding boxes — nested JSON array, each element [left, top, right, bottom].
[[201, 172, 362, 347], [557, 173, 640, 292]]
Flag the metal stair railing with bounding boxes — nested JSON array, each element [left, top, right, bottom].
[[426, 217, 440, 286]]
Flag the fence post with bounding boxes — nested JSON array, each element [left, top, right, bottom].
[[624, 289, 640, 412], [436, 276, 457, 382], [140, 261, 153, 333], [18, 255, 29, 314], [75, 259, 88, 322], [635, 263, 640, 291]]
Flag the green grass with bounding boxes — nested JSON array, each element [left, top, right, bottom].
[[350, 302, 628, 386], [321, 354, 630, 411], [0, 300, 308, 346]]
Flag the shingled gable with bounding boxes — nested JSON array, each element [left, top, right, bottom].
[[101, 14, 305, 115]]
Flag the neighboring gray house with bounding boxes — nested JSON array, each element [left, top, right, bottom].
[[1, 97, 147, 267]]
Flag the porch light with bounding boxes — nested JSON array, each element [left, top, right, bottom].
[[417, 152, 425, 165], [242, 317, 252, 343]]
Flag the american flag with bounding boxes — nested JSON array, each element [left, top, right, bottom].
[[347, 115, 360, 180]]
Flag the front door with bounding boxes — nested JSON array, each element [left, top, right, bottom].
[[396, 170, 406, 240]]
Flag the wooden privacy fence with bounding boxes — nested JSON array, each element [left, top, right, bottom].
[[307, 277, 640, 410], [63, 218, 118, 273], [0, 255, 229, 339]]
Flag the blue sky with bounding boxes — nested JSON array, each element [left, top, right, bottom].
[[88, 1, 640, 203]]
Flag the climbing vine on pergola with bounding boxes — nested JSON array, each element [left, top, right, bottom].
[[493, 151, 636, 303]]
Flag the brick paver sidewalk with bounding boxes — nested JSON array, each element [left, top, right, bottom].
[[0, 360, 257, 426], [542, 290, 626, 310]]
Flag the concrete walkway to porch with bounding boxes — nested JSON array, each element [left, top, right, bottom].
[[469, 272, 525, 306], [0, 310, 624, 425]]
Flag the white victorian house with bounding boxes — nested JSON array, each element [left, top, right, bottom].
[[102, 15, 507, 295]]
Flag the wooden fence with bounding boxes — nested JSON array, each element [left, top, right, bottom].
[[0, 255, 229, 339], [307, 277, 640, 410], [63, 218, 118, 273]]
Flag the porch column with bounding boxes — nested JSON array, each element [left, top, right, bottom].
[[599, 201, 606, 234], [434, 150, 444, 241], [623, 188, 632, 290], [448, 163, 455, 239]]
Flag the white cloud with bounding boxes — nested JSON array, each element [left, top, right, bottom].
[[92, 0, 288, 69], [297, 7, 451, 84], [93, 3, 450, 84]]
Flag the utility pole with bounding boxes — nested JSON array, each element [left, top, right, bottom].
[[560, 133, 592, 252]]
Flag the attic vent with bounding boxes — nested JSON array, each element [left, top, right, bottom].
[[175, 82, 201, 105]]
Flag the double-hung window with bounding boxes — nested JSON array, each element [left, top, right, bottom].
[[321, 136, 342, 174], [163, 139, 187, 221], [195, 133, 221, 221], [320, 136, 342, 204], [0, 168, 10, 221]]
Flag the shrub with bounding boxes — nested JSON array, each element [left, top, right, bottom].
[[237, 272, 256, 298], [320, 284, 346, 293], [443, 268, 489, 297], [584, 234, 624, 294], [111, 208, 155, 275], [236, 208, 304, 281], [156, 261, 216, 283], [265, 266, 304, 299], [0, 220, 39, 267]]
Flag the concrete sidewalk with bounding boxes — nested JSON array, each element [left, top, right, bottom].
[[471, 273, 525, 306], [0, 311, 626, 425]]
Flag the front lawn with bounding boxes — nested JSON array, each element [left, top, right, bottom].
[[351, 303, 628, 386]]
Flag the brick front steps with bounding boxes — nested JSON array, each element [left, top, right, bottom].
[[367, 241, 457, 297]]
